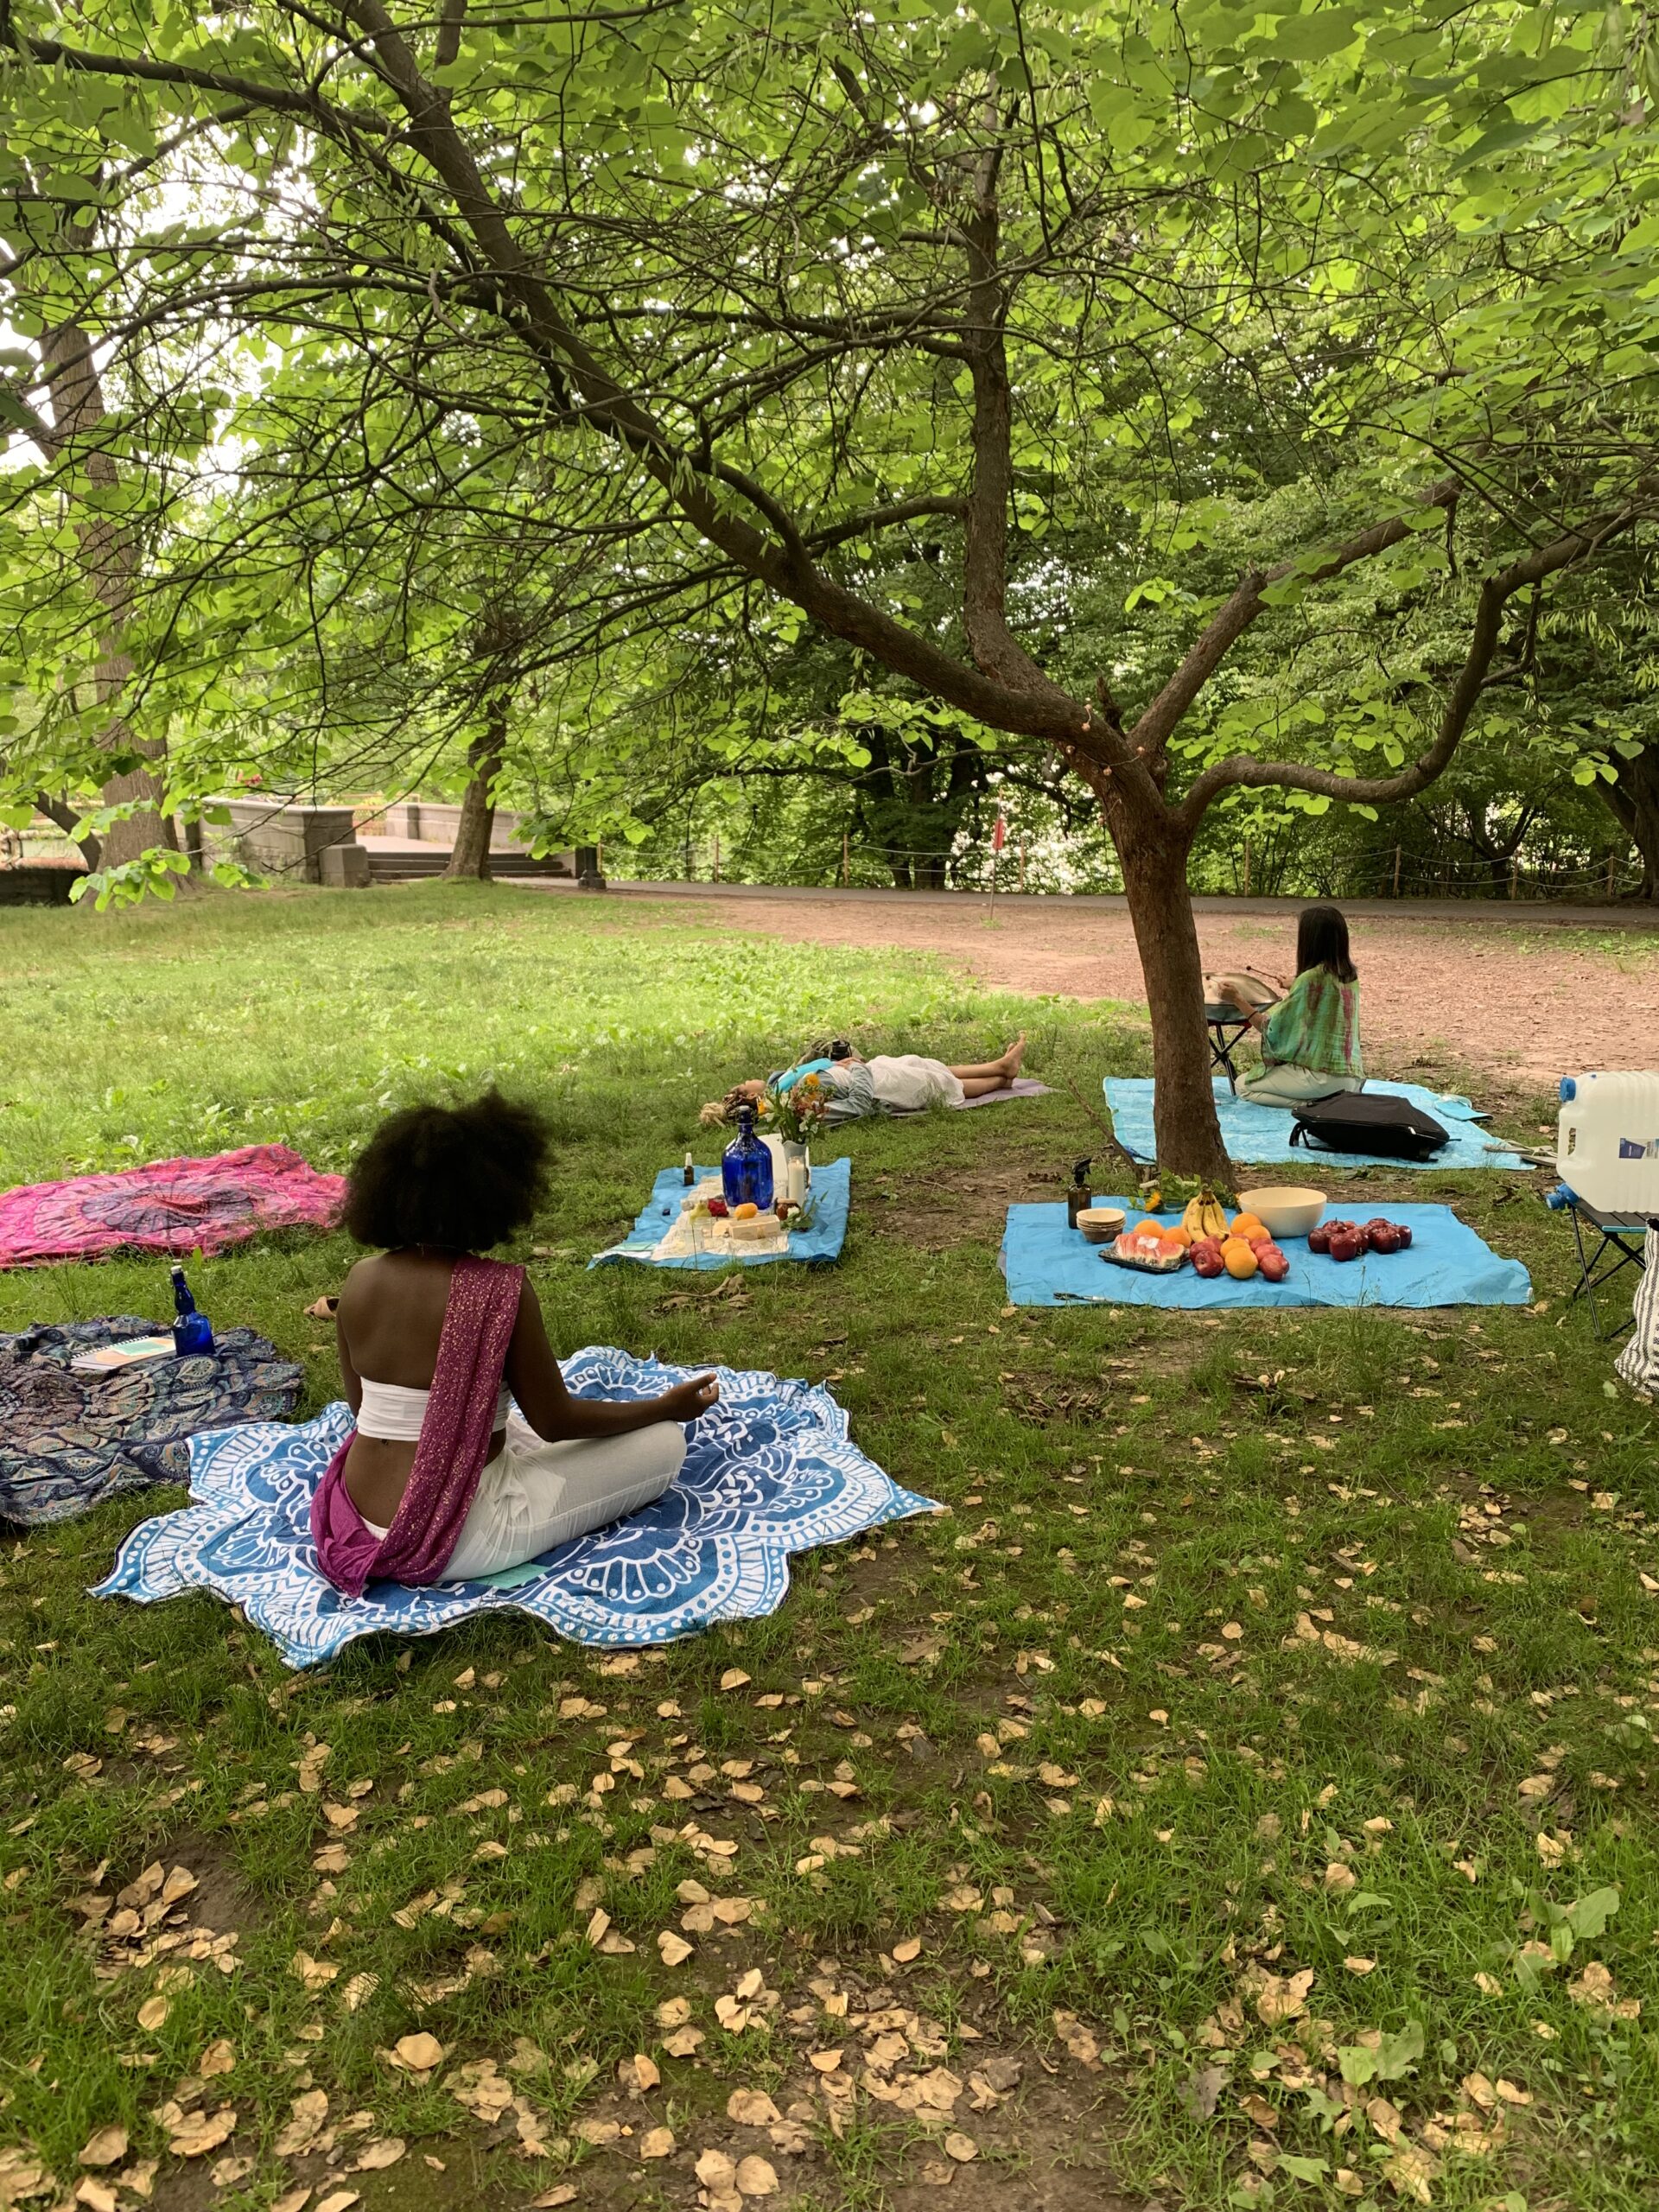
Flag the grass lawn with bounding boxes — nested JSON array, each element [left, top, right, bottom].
[[2, 883, 1656, 2212]]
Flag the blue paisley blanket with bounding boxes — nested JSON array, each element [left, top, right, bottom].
[[1, 1317, 303, 1529], [95, 1349, 938, 1668]]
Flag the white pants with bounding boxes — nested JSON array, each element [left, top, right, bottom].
[[868, 1053, 965, 1112], [358, 1416, 685, 1580]]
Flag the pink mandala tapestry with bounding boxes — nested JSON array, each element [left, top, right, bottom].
[[0, 1144, 346, 1268]]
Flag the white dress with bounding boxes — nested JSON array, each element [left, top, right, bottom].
[[865, 1054, 966, 1112]]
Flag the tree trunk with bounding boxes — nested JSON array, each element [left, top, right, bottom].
[[442, 702, 505, 881], [1603, 744, 1659, 900], [40, 316, 168, 869], [1114, 813, 1233, 1183]]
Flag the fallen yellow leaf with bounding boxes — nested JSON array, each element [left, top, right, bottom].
[[78, 2126, 128, 2169], [391, 2033, 444, 2072]]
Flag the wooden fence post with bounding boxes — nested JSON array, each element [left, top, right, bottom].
[[1392, 846, 1402, 897], [842, 830, 849, 887]]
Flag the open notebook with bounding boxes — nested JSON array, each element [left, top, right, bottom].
[[69, 1336, 175, 1373]]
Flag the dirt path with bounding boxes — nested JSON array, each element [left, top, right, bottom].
[[612, 892, 1658, 1100]]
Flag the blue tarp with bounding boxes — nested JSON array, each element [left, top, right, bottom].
[[591, 1157, 851, 1269], [1103, 1077, 1532, 1172], [999, 1198, 1532, 1309]]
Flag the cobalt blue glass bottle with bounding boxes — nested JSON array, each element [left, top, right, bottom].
[[721, 1103, 774, 1211], [169, 1263, 216, 1356]]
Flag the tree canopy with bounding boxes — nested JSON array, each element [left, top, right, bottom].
[[4, 0, 1659, 1164]]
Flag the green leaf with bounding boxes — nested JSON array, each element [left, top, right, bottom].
[[1338, 2019, 1423, 2088], [1566, 1888, 1620, 1941], [1263, 9, 1363, 61], [1275, 2156, 1328, 2182]]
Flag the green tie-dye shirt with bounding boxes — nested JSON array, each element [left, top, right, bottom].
[[1261, 969, 1362, 1078]]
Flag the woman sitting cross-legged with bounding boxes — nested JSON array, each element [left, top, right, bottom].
[[311, 1091, 716, 1597], [1217, 903, 1363, 1112]]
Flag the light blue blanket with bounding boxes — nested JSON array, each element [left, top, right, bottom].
[[1103, 1077, 1531, 1172], [1000, 1199, 1531, 1309], [592, 1158, 851, 1269], [94, 1349, 936, 1669]]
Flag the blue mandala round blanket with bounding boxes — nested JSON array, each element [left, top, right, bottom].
[[94, 1349, 937, 1667]]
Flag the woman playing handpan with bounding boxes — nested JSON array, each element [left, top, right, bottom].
[[1216, 904, 1363, 1112]]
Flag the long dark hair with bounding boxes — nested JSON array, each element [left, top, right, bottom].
[[1295, 903, 1357, 982]]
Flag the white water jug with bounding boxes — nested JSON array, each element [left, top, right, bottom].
[[1558, 1072, 1659, 1212]]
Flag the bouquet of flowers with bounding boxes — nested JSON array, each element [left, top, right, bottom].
[[763, 1069, 832, 1143]]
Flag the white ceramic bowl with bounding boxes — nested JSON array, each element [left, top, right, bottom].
[[1076, 1205, 1127, 1244], [1237, 1185, 1327, 1240]]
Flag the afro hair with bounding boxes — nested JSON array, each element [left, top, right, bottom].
[[340, 1089, 550, 1252]]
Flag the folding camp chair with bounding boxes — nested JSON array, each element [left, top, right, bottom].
[[1205, 1004, 1255, 1093], [1560, 1193, 1650, 1339]]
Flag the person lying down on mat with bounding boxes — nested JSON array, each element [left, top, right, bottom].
[[1211, 904, 1364, 1113], [310, 1091, 717, 1597], [700, 1033, 1027, 1128]]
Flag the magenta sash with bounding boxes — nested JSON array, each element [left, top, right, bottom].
[[309, 1256, 524, 1598]]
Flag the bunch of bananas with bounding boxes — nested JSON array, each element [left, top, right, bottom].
[[1180, 1187, 1230, 1240]]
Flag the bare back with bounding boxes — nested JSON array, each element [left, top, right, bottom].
[[335, 1251, 508, 1528]]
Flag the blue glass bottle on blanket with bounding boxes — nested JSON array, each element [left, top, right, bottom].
[[721, 1104, 774, 1211], [169, 1264, 215, 1357]]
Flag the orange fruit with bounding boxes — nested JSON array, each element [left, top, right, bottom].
[[1230, 1211, 1267, 1242], [1160, 1222, 1193, 1248], [733, 1202, 759, 1220], [1220, 1236, 1259, 1280]]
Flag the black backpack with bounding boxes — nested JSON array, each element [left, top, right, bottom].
[[1290, 1090, 1451, 1162]]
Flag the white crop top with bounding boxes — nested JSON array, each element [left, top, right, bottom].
[[356, 1377, 512, 1441]]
